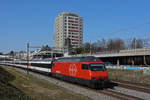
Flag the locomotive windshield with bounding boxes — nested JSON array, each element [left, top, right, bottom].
[[90, 64, 106, 71]]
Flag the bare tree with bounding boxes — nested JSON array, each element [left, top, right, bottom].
[[91, 42, 99, 53], [83, 42, 90, 53], [136, 39, 143, 48], [130, 38, 136, 49], [97, 38, 107, 51], [41, 45, 51, 51], [107, 39, 114, 51], [107, 38, 125, 51], [130, 38, 144, 49], [9, 51, 15, 56], [115, 38, 125, 50], [142, 39, 150, 48]]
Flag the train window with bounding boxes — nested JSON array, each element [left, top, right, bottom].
[[82, 64, 89, 70]]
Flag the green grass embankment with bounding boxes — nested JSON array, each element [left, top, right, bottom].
[[108, 69, 150, 84], [0, 66, 91, 100], [0, 66, 32, 100]]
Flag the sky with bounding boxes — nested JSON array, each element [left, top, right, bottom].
[[0, 0, 150, 53]]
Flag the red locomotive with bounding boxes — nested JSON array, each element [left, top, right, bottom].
[[51, 56, 110, 89]]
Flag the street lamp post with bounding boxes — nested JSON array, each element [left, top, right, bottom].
[[134, 38, 136, 53], [51, 47, 54, 61], [27, 43, 29, 75], [90, 41, 92, 55], [26, 43, 41, 75]]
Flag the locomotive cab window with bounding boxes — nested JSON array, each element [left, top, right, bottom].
[[82, 64, 89, 69], [90, 64, 106, 71]]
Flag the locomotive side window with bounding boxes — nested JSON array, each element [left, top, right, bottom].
[[90, 64, 106, 71], [82, 64, 89, 69]]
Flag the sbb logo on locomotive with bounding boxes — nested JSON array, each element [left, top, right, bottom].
[[69, 64, 77, 76]]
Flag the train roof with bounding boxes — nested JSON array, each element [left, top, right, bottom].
[[54, 56, 102, 62]]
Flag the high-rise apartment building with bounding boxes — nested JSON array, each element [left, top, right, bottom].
[[54, 12, 83, 52]]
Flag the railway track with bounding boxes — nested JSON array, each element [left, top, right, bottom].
[[1, 63, 150, 100], [50, 77, 145, 100], [98, 89, 144, 100], [113, 80, 150, 94], [66, 81, 146, 100]]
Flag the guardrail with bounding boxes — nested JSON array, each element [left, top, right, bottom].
[[75, 48, 150, 57], [76, 52, 150, 57], [106, 65, 150, 75], [106, 65, 149, 70]]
